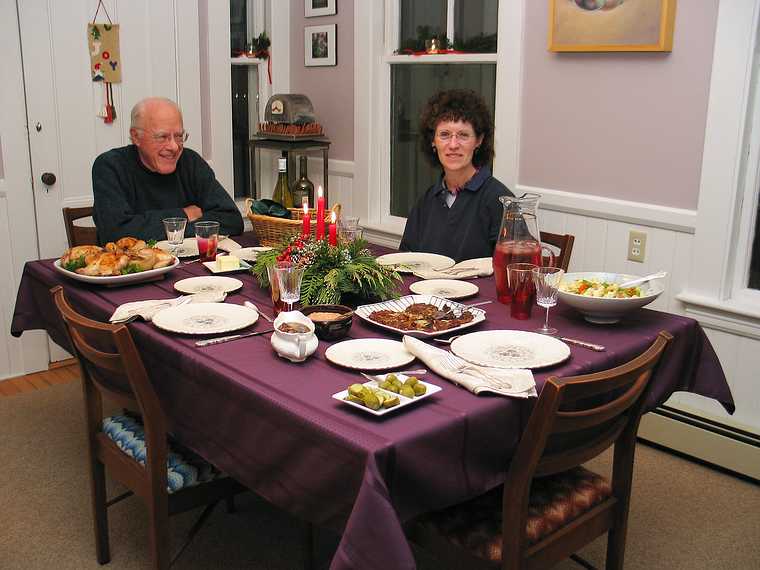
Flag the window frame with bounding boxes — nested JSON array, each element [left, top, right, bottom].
[[355, 0, 523, 241], [677, 0, 760, 329]]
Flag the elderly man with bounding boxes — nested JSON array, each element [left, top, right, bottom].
[[92, 97, 243, 244]]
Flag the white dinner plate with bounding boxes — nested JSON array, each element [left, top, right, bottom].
[[156, 237, 239, 258], [354, 295, 486, 338], [409, 279, 479, 299], [53, 257, 179, 287], [152, 302, 258, 335], [202, 259, 252, 274], [173, 276, 243, 295], [376, 252, 455, 274], [325, 338, 416, 370], [450, 330, 571, 369], [234, 246, 274, 262], [332, 374, 442, 416]]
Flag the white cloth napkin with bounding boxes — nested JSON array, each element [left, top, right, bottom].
[[218, 237, 242, 252], [413, 257, 493, 280], [109, 296, 191, 323], [402, 335, 537, 398]]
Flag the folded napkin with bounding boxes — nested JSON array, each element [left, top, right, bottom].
[[402, 335, 537, 398], [110, 296, 191, 323], [218, 237, 242, 252], [413, 257, 493, 280]]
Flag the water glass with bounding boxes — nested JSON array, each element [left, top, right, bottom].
[[162, 217, 187, 255], [266, 265, 285, 317], [532, 266, 564, 335], [507, 263, 537, 320], [195, 221, 220, 262], [272, 262, 305, 312]]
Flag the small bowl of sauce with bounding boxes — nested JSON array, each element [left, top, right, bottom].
[[301, 304, 354, 340]]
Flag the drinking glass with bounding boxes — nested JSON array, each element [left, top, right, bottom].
[[272, 262, 305, 312], [162, 217, 187, 255], [266, 265, 285, 317], [532, 266, 564, 335], [195, 221, 220, 262], [507, 263, 537, 320]]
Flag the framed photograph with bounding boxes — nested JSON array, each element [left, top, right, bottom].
[[304, 24, 336, 67], [548, 0, 677, 52], [305, 0, 336, 18]]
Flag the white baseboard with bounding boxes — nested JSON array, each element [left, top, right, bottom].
[[517, 184, 698, 234]]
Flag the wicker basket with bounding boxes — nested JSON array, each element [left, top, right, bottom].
[[245, 198, 341, 247]]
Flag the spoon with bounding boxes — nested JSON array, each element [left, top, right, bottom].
[[619, 271, 668, 289], [244, 300, 274, 323], [434, 301, 492, 319]]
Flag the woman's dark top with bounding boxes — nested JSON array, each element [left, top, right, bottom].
[[92, 145, 243, 244], [399, 167, 513, 262]]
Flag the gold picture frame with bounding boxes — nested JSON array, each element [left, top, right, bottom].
[[548, 0, 677, 53]]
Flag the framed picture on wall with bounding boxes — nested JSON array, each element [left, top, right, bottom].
[[548, 0, 677, 52], [305, 0, 336, 18], [305, 24, 336, 67]]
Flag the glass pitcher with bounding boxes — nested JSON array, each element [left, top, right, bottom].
[[493, 193, 555, 304]]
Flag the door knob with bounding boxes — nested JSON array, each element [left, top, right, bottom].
[[41, 172, 57, 186]]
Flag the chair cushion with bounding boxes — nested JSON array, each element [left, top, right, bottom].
[[421, 466, 612, 562], [103, 414, 220, 494]]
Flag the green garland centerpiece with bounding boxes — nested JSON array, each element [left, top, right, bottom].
[[252, 235, 402, 306]]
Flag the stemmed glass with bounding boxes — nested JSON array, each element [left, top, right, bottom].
[[273, 262, 305, 312], [532, 266, 564, 335], [162, 217, 187, 256]]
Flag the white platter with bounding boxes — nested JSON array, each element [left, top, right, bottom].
[[156, 237, 240, 258], [152, 302, 258, 335], [325, 338, 416, 370], [354, 295, 486, 338], [450, 330, 571, 369], [174, 276, 243, 295], [376, 252, 455, 274], [234, 246, 274, 262], [332, 374, 441, 416], [202, 259, 252, 274], [53, 257, 179, 287], [409, 279, 479, 299]]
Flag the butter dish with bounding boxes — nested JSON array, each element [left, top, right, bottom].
[[202, 258, 252, 274]]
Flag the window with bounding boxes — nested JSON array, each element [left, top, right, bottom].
[[230, 0, 265, 199], [388, 0, 498, 219]]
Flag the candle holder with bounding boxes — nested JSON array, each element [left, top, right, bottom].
[[425, 38, 441, 53]]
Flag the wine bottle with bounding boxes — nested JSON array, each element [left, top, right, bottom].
[[271, 157, 293, 208], [291, 156, 315, 207]]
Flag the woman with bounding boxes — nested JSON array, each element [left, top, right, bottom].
[[399, 89, 513, 262]]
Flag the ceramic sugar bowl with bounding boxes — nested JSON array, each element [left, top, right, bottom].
[[271, 310, 318, 362]]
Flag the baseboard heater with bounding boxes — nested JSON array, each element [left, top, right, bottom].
[[638, 405, 760, 482]]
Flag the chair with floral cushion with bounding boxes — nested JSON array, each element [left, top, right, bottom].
[[407, 331, 673, 570], [50, 285, 246, 569]]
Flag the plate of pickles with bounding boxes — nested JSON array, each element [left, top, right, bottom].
[[332, 373, 442, 416]]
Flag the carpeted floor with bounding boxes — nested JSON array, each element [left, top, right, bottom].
[[1, 381, 758, 569]]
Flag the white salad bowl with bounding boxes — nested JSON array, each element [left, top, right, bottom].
[[558, 272, 665, 324]]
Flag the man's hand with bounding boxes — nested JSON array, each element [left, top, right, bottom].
[[183, 205, 203, 221]]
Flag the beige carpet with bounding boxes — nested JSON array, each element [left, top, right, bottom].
[[1, 381, 758, 569]]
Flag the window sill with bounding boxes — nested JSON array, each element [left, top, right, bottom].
[[676, 290, 760, 339], [384, 53, 497, 64], [230, 56, 264, 66]]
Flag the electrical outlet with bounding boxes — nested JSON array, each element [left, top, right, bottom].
[[627, 231, 647, 263]]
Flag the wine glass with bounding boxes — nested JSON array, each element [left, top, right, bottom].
[[532, 266, 564, 335], [162, 217, 187, 256], [273, 262, 305, 312]]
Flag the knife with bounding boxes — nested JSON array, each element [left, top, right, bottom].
[[195, 328, 274, 347], [560, 337, 606, 352]]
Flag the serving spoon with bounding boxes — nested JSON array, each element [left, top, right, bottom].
[[619, 271, 667, 289]]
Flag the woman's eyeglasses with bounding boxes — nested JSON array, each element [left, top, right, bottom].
[[436, 131, 475, 143]]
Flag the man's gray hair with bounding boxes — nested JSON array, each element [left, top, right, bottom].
[[130, 97, 182, 130]]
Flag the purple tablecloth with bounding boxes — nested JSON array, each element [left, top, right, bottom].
[[11, 239, 734, 570]]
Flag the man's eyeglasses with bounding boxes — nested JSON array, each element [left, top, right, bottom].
[[436, 131, 475, 143], [136, 128, 189, 145]]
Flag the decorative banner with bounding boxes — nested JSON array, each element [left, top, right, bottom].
[[87, 23, 122, 83]]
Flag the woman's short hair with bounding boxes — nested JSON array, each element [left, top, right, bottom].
[[419, 89, 494, 168]]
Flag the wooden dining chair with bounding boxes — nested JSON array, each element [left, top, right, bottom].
[[407, 331, 673, 570], [50, 285, 247, 569], [540, 231, 575, 272], [63, 206, 98, 246]]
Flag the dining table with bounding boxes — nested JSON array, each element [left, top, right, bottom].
[[11, 236, 735, 570]]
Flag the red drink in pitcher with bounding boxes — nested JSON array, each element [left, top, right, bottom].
[[493, 240, 542, 304]]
